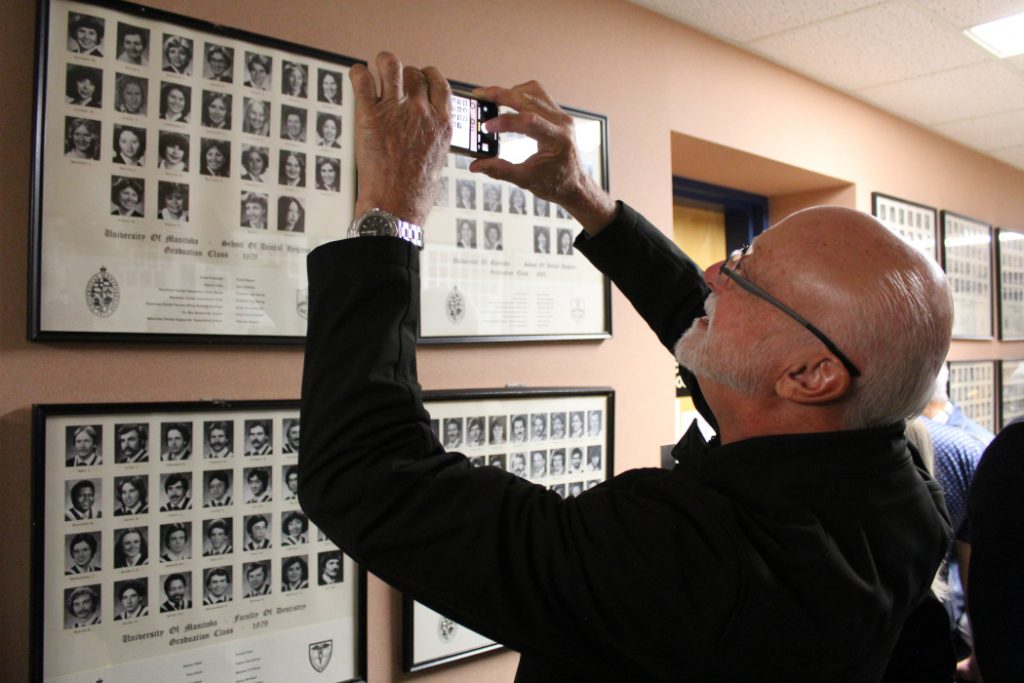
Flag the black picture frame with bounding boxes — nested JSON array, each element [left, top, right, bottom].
[[996, 228, 1024, 341], [946, 360, 998, 435], [32, 399, 367, 683], [401, 386, 615, 672], [940, 211, 994, 340], [871, 193, 939, 263], [30, 0, 362, 344], [999, 359, 1024, 428], [417, 79, 612, 344]]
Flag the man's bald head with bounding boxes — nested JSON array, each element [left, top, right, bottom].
[[758, 206, 953, 427]]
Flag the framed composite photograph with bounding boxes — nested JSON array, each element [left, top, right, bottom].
[[871, 193, 939, 263], [402, 387, 615, 671], [996, 229, 1024, 340], [941, 211, 994, 340], [1000, 359, 1024, 427], [947, 360, 998, 435], [30, 0, 359, 343], [32, 400, 366, 683], [418, 88, 611, 343]]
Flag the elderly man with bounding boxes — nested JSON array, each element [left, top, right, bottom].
[[299, 53, 952, 682]]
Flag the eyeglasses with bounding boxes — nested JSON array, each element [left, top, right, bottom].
[[719, 245, 861, 378]]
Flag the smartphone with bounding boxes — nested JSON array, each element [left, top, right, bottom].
[[449, 90, 499, 158]]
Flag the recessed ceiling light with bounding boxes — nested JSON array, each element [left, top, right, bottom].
[[965, 12, 1024, 58]]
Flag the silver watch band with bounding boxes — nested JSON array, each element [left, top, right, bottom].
[[396, 221, 424, 249]]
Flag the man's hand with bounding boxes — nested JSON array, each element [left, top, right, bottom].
[[350, 52, 451, 226], [470, 81, 616, 234]]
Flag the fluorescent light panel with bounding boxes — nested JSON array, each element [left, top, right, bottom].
[[965, 12, 1024, 58]]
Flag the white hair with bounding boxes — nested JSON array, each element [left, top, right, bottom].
[[841, 267, 951, 429]]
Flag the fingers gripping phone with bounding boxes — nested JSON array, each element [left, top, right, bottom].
[[449, 90, 499, 158]]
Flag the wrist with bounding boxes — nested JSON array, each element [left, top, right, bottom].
[[354, 197, 425, 227], [561, 176, 617, 235]]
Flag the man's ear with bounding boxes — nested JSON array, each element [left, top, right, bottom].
[[775, 356, 852, 404]]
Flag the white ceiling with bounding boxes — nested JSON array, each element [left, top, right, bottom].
[[628, 0, 1024, 171]]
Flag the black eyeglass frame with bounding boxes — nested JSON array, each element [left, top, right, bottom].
[[719, 246, 862, 378]]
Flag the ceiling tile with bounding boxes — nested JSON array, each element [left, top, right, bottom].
[[857, 62, 1024, 124], [990, 144, 1024, 170], [915, 0, 1024, 28], [748, 2, 989, 90], [627, 0, 884, 43], [933, 109, 1024, 150]]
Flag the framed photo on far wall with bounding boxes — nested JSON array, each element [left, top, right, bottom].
[[947, 360, 997, 435], [871, 193, 939, 263], [996, 229, 1024, 340], [941, 211, 994, 339], [402, 387, 614, 672], [1000, 359, 1024, 427], [418, 83, 611, 344], [32, 399, 366, 683], [30, 0, 360, 343]]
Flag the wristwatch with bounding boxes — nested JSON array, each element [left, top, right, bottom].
[[347, 208, 424, 249]]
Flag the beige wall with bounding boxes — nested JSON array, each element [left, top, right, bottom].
[[3, 0, 1023, 680]]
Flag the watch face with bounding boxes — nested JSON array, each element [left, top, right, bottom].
[[357, 214, 397, 237]]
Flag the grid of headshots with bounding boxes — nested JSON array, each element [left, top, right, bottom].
[[427, 401, 609, 498], [439, 153, 579, 254], [59, 8, 347, 233], [948, 362, 996, 435], [58, 411, 344, 631]]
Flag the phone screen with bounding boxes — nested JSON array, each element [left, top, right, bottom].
[[450, 92, 499, 157]]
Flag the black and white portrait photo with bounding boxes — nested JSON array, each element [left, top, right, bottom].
[[533, 195, 551, 217], [488, 454, 507, 470], [281, 510, 308, 546], [66, 424, 102, 467], [201, 90, 232, 129], [244, 419, 272, 455], [115, 73, 147, 115], [244, 52, 272, 90], [569, 411, 585, 438], [443, 417, 464, 448], [530, 450, 547, 479], [67, 13, 104, 56], [203, 518, 233, 556], [111, 176, 144, 218], [202, 566, 233, 605], [112, 124, 146, 166], [509, 452, 527, 477], [204, 469, 233, 508], [241, 146, 269, 183], [465, 417, 485, 446], [160, 521, 191, 562], [162, 35, 193, 75], [531, 413, 548, 441], [242, 97, 271, 136], [455, 179, 476, 209], [533, 226, 551, 254], [278, 196, 306, 233], [65, 532, 101, 575], [557, 228, 575, 255], [159, 81, 191, 123], [113, 526, 149, 568], [65, 479, 101, 521], [113, 475, 149, 516], [550, 412, 567, 440], [282, 419, 301, 454], [64, 117, 100, 160], [158, 181, 189, 221], [244, 514, 271, 550], [204, 44, 234, 82], [159, 472, 192, 512], [283, 465, 299, 500], [240, 192, 268, 229], [243, 467, 272, 503], [488, 415, 507, 444], [316, 112, 342, 148], [281, 556, 309, 592], [569, 447, 584, 474], [114, 579, 149, 621], [64, 585, 101, 629], [243, 561, 271, 598], [281, 60, 308, 98], [318, 68, 343, 105], [315, 157, 340, 192], [161, 421, 193, 461], [510, 414, 528, 443], [280, 105, 307, 142], [556, 204, 572, 220], [318, 551, 343, 585], [279, 150, 306, 187], [159, 572, 192, 612], [483, 183, 502, 212], [550, 449, 566, 476], [550, 483, 567, 498], [454, 155, 471, 171], [484, 222, 503, 250], [456, 218, 477, 249], [204, 420, 234, 458], [587, 410, 603, 436], [587, 444, 603, 471], [434, 176, 449, 207], [66, 64, 102, 108], [157, 131, 189, 172], [116, 23, 149, 65], [509, 187, 527, 215], [200, 138, 230, 177]]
